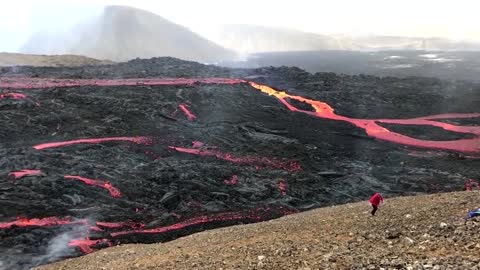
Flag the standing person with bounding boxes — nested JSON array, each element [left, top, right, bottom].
[[369, 192, 384, 216]]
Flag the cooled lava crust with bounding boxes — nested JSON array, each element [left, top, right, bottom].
[[0, 58, 479, 269]]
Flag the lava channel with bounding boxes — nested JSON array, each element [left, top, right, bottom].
[[68, 238, 112, 254], [8, 169, 42, 179], [33, 136, 152, 150], [64, 175, 121, 198], [0, 92, 26, 100], [179, 103, 197, 121], [248, 81, 480, 154]]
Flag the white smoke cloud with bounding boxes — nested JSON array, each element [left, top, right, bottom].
[[30, 222, 90, 268]]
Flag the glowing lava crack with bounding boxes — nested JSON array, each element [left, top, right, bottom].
[[64, 176, 121, 198], [2, 77, 478, 153], [1, 75, 479, 262]]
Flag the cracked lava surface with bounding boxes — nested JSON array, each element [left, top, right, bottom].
[[0, 59, 478, 269]]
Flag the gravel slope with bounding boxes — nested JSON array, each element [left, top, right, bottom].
[[38, 191, 480, 270]]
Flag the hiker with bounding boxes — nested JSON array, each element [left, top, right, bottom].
[[369, 192, 384, 216], [466, 208, 480, 219]]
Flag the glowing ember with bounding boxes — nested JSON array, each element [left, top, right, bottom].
[[0, 216, 87, 230], [33, 136, 152, 150], [8, 169, 42, 179], [179, 104, 197, 121], [277, 180, 287, 196], [0, 92, 26, 100], [224, 175, 238, 185], [465, 178, 480, 191], [192, 141, 204, 148], [248, 82, 480, 154], [169, 146, 301, 172], [0, 77, 246, 89], [64, 176, 121, 198], [111, 207, 296, 237], [68, 238, 111, 254]]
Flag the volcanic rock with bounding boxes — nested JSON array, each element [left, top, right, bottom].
[[0, 57, 478, 269]]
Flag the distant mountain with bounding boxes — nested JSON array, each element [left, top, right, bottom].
[[0, 52, 113, 67], [211, 24, 480, 53], [21, 6, 236, 63]]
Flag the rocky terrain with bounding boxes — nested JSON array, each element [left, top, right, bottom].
[[0, 57, 478, 269], [38, 191, 480, 270], [0, 53, 113, 67]]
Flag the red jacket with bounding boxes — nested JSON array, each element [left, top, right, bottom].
[[369, 193, 384, 207]]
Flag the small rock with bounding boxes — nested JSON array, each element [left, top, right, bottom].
[[405, 214, 412, 218], [258, 255, 266, 261], [439, 222, 448, 228], [386, 229, 401, 239], [467, 243, 476, 249], [391, 258, 405, 267], [405, 237, 415, 245]]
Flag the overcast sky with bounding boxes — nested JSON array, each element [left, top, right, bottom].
[[1, 0, 479, 52]]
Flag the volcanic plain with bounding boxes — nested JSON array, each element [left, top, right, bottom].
[[0, 57, 478, 269]]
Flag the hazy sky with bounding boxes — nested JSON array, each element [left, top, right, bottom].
[[1, 0, 479, 52]]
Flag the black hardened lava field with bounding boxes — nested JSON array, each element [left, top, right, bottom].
[[0, 58, 479, 269]]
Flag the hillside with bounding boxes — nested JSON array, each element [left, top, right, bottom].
[[211, 24, 480, 53], [37, 191, 480, 270], [0, 53, 113, 67], [20, 6, 236, 63]]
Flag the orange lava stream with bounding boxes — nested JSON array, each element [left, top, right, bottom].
[[248, 82, 480, 154]]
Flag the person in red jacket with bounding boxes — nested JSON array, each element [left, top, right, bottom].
[[369, 192, 384, 216]]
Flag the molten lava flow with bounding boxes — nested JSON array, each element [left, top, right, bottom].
[[179, 104, 197, 121], [0, 92, 26, 100], [7, 76, 476, 153], [68, 238, 111, 254], [0, 77, 246, 89], [169, 146, 301, 172], [33, 136, 152, 150], [64, 176, 121, 198], [248, 82, 480, 154], [0, 216, 87, 230], [111, 207, 296, 238], [96, 221, 144, 230], [224, 175, 238, 185], [8, 169, 42, 179]]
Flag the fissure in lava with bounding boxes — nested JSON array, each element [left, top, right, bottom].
[[1, 76, 478, 263], [64, 175, 121, 198]]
